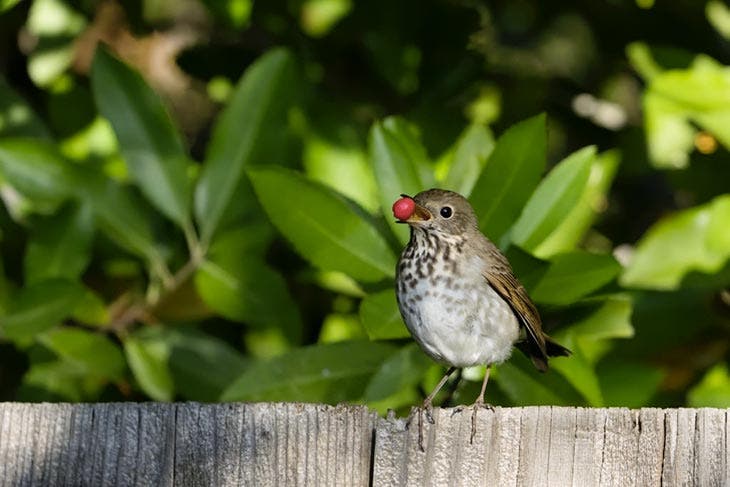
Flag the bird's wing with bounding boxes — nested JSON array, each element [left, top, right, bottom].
[[483, 265, 549, 370]]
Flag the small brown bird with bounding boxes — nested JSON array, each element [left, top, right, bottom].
[[393, 189, 570, 448]]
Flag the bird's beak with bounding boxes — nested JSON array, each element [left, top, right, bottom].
[[400, 203, 432, 224]]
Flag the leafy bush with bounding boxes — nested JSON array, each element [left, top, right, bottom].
[[0, 0, 728, 409]]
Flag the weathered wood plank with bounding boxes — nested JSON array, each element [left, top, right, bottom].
[[1, 404, 730, 486], [0, 403, 375, 487]]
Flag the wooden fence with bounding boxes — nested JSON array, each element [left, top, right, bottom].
[[0, 403, 727, 486]]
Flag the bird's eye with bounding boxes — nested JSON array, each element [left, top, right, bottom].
[[440, 206, 453, 218]]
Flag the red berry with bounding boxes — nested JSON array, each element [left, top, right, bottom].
[[392, 197, 416, 220]]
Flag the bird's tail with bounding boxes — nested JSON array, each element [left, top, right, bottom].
[[545, 336, 571, 358]]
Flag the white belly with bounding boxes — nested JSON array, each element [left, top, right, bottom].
[[397, 256, 520, 367]]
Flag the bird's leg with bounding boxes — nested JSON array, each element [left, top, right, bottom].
[[470, 365, 493, 444], [418, 366, 457, 451]]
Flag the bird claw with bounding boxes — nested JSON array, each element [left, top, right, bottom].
[[451, 406, 465, 417], [470, 401, 494, 444]]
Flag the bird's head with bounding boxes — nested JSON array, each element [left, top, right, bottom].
[[392, 189, 478, 237]]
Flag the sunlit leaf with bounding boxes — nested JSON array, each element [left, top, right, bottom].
[[470, 113, 546, 243], [24, 202, 94, 284], [511, 146, 595, 252], [221, 340, 396, 402], [359, 288, 409, 340], [92, 48, 192, 227], [441, 124, 494, 197], [621, 195, 730, 290], [370, 117, 434, 243], [531, 251, 621, 305], [688, 363, 730, 407], [124, 332, 174, 401], [495, 354, 576, 406], [249, 166, 396, 281], [364, 343, 432, 401], [549, 337, 602, 406], [195, 48, 296, 242], [1, 279, 86, 342], [39, 328, 125, 380], [534, 150, 619, 258]]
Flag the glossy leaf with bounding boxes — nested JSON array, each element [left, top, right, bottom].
[[249, 166, 396, 281], [470, 113, 546, 243], [511, 146, 595, 251], [195, 241, 302, 343], [221, 340, 396, 402], [1, 279, 86, 342], [39, 328, 125, 381], [92, 48, 192, 227], [369, 117, 434, 243], [364, 343, 432, 401], [534, 150, 619, 258], [359, 289, 409, 340], [530, 251, 621, 306], [441, 124, 494, 196], [124, 332, 174, 401], [195, 48, 296, 242], [24, 202, 94, 284], [621, 195, 730, 290]]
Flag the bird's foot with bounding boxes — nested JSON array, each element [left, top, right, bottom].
[[470, 400, 494, 444], [451, 406, 465, 417], [416, 402, 435, 452]]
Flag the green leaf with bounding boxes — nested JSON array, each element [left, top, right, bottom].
[[39, 327, 125, 381], [688, 363, 730, 408], [19, 359, 88, 402], [76, 170, 162, 262], [441, 124, 494, 197], [0, 138, 76, 207], [71, 287, 109, 327], [534, 150, 620, 258], [369, 117, 434, 243], [359, 288, 409, 340], [164, 327, 248, 402], [1, 279, 86, 342], [249, 166, 396, 281], [470, 113, 547, 243], [91, 48, 191, 227], [621, 195, 730, 290], [91, 48, 190, 227], [1, 0, 22, 13], [495, 358, 574, 406], [195, 48, 296, 242], [24, 202, 94, 284], [195, 231, 303, 343], [0, 78, 50, 138], [548, 338, 602, 406], [531, 251, 621, 306], [364, 343, 432, 401], [221, 340, 397, 402], [599, 360, 664, 407], [511, 146, 595, 251], [560, 295, 634, 343], [124, 332, 174, 401]]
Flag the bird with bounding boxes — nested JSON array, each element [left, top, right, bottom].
[[392, 188, 570, 449]]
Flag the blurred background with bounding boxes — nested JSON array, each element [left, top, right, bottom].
[[0, 0, 728, 411]]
